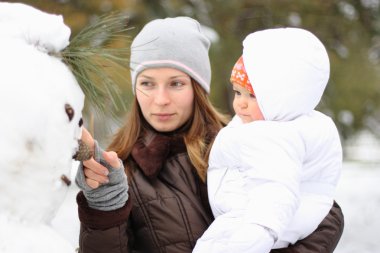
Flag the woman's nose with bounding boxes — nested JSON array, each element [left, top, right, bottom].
[[154, 86, 170, 105]]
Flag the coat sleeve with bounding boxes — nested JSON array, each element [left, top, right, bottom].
[[77, 191, 133, 253], [270, 201, 344, 253]]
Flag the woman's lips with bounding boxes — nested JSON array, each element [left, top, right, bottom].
[[153, 113, 174, 121]]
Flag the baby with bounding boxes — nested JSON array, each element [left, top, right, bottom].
[[194, 27, 342, 253]]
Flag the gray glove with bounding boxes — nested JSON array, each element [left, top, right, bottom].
[[75, 140, 129, 211]]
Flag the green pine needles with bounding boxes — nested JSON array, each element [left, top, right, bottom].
[[61, 12, 132, 118]]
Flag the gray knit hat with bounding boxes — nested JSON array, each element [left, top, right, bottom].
[[130, 17, 211, 93]]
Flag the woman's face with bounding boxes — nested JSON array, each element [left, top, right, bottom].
[[136, 68, 194, 132]]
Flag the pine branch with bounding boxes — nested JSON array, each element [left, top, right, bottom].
[[60, 12, 132, 118]]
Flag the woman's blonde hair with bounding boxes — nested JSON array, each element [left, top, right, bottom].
[[107, 80, 229, 182]]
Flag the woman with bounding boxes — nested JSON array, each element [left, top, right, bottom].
[[76, 17, 344, 253]]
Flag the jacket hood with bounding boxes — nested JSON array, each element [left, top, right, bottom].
[[242, 27, 330, 121]]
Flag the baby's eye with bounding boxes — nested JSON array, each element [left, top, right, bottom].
[[250, 93, 256, 99], [234, 90, 241, 96]]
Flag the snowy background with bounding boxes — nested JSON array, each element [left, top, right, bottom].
[[51, 131, 380, 252]]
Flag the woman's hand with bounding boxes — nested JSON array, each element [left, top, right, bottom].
[[81, 127, 121, 189], [75, 127, 129, 211]]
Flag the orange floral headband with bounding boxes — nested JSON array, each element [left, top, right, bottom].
[[230, 56, 254, 95]]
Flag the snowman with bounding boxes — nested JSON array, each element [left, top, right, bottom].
[[0, 2, 87, 252]]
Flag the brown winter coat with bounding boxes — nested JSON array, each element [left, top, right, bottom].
[[77, 131, 344, 253]]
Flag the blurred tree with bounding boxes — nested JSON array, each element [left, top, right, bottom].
[[120, 0, 380, 144], [8, 0, 380, 144]]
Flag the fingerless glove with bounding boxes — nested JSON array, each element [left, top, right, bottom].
[[75, 141, 129, 211]]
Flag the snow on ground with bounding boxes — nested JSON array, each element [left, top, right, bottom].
[[334, 130, 380, 252], [334, 162, 380, 253]]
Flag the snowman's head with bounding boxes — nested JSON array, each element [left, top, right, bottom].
[[0, 3, 84, 223]]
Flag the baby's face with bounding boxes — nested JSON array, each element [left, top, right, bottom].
[[232, 83, 264, 123]]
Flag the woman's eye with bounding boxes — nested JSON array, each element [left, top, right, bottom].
[[171, 81, 184, 87], [140, 81, 150, 86], [138, 81, 154, 88]]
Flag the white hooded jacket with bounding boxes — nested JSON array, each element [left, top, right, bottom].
[[194, 28, 342, 253]]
